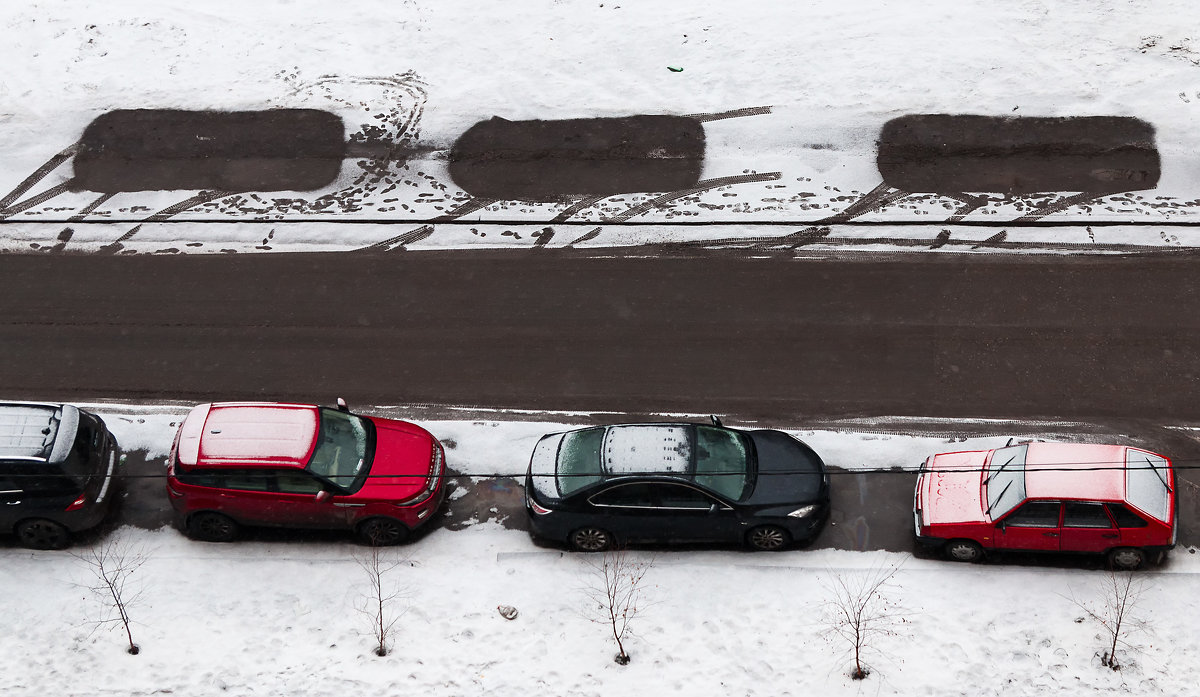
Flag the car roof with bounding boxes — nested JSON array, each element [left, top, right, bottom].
[[0, 401, 78, 464], [1021, 442, 1132, 501], [180, 402, 320, 469]]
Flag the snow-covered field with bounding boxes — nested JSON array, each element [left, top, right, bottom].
[[1, 402, 1197, 696], [1, 1, 1199, 254]]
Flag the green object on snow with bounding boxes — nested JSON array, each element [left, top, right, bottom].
[[667, 66, 683, 72]]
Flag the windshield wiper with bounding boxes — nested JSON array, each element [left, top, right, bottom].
[[1144, 456, 1173, 492], [985, 480, 1013, 516], [984, 454, 1016, 485]]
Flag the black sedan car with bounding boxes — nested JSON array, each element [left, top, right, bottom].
[[524, 421, 830, 551]]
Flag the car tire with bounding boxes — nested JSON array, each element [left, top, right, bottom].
[[357, 517, 410, 546], [944, 539, 984, 563], [15, 518, 71, 550], [746, 525, 791, 551], [569, 527, 613, 552], [187, 512, 239, 542], [1107, 547, 1146, 570]]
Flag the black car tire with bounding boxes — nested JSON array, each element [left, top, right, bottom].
[[944, 539, 984, 563], [15, 518, 71, 550], [746, 525, 790, 551], [569, 527, 613, 552], [357, 517, 410, 546], [1107, 547, 1146, 570], [187, 512, 240, 542]]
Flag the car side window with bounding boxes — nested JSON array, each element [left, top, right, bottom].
[[214, 469, 271, 492], [1003, 501, 1060, 527], [273, 470, 324, 495], [1107, 503, 1150, 528], [590, 483, 656, 508], [653, 483, 720, 510], [1063, 502, 1113, 528]]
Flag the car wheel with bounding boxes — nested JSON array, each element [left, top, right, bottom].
[[569, 527, 613, 552], [746, 525, 790, 551], [1107, 547, 1146, 570], [15, 519, 70, 550], [944, 539, 984, 563], [357, 518, 410, 546], [187, 512, 239, 542]]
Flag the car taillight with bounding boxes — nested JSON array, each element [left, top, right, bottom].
[[394, 441, 444, 508], [65, 493, 87, 512], [528, 498, 552, 515]]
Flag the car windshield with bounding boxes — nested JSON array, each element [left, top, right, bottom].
[[306, 408, 373, 493], [693, 426, 751, 500], [985, 444, 1028, 518], [556, 427, 605, 496]]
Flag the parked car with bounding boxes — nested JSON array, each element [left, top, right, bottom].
[[525, 419, 830, 551], [166, 400, 445, 545], [0, 401, 120, 549], [913, 441, 1176, 569]]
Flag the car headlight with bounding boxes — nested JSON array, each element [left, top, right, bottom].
[[787, 504, 819, 518]]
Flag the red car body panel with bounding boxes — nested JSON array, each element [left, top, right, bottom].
[[166, 403, 445, 538], [914, 443, 1176, 560]]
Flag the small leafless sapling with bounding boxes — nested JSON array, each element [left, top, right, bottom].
[[581, 548, 654, 665], [1069, 571, 1150, 670], [74, 534, 149, 655], [821, 563, 906, 680], [355, 539, 409, 657]]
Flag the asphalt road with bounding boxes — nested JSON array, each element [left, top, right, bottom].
[[1, 249, 1199, 421]]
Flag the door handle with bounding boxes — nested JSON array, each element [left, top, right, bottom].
[[1101, 533, 1119, 539], [1042, 532, 1058, 537]]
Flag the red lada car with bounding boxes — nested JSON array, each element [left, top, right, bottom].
[[914, 442, 1175, 569], [167, 401, 445, 545]]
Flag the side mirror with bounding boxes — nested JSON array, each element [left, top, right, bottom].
[[709, 415, 723, 427], [315, 490, 332, 503], [336, 397, 349, 412], [996, 520, 1006, 533]]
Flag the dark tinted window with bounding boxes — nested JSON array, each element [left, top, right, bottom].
[[1063, 502, 1113, 528], [1107, 503, 1150, 528], [590, 483, 656, 508], [274, 470, 323, 495], [654, 483, 718, 509], [177, 467, 271, 492], [1004, 501, 1060, 527]]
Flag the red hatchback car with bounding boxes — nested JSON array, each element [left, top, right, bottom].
[[914, 442, 1176, 569], [167, 401, 445, 544]]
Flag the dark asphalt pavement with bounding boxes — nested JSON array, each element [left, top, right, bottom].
[[1, 249, 1199, 421]]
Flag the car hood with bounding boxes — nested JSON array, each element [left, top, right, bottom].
[[357, 417, 435, 500], [917, 450, 988, 525], [742, 430, 827, 506]]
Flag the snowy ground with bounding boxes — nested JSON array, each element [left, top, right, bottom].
[[1, 1, 1199, 255], [1, 402, 1198, 696]]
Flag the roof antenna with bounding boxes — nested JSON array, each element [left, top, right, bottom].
[[710, 415, 723, 427], [336, 397, 349, 412]]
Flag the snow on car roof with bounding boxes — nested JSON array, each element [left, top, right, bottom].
[[1021, 443, 1130, 501], [0, 403, 61, 460], [194, 403, 320, 468], [602, 425, 691, 475]]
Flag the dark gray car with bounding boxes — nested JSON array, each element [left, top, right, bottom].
[[0, 402, 120, 549], [525, 421, 830, 551]]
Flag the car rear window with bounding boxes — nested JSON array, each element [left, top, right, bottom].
[[557, 427, 604, 496], [1125, 450, 1171, 522]]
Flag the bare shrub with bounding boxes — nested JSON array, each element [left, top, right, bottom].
[[356, 540, 409, 657], [581, 548, 654, 665], [821, 563, 906, 680], [1069, 571, 1150, 670], [74, 533, 149, 655]]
